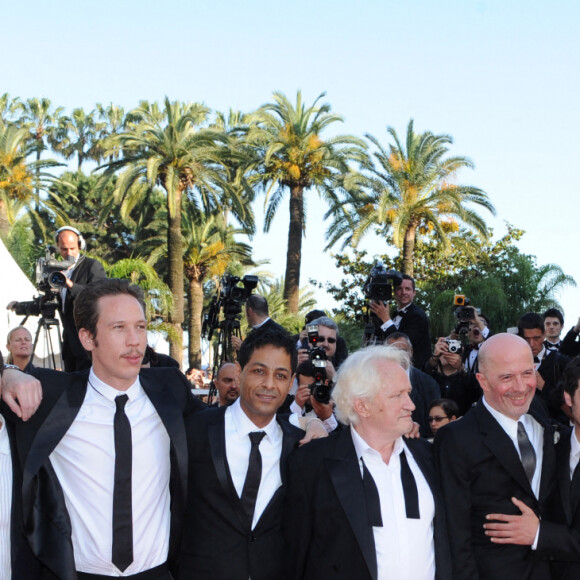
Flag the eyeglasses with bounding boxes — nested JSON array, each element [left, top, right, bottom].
[[315, 337, 336, 344], [428, 416, 449, 423]]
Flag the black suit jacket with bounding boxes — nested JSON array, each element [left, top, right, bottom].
[[60, 255, 106, 371], [435, 401, 558, 580], [177, 406, 304, 580], [283, 429, 451, 580], [381, 303, 432, 369], [534, 427, 580, 579], [4, 367, 193, 580], [537, 350, 570, 419], [409, 366, 442, 438]]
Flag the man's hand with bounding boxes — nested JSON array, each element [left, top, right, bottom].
[[403, 421, 421, 439], [1, 369, 42, 421], [298, 418, 328, 446], [294, 385, 310, 408], [310, 398, 333, 421], [297, 349, 310, 365], [484, 497, 539, 545], [6, 300, 18, 311], [535, 371, 545, 391], [369, 300, 390, 324], [230, 336, 242, 351]]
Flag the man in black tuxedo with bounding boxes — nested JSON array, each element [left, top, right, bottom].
[[370, 274, 432, 368], [518, 312, 570, 419], [177, 328, 306, 580], [435, 333, 559, 579], [483, 356, 580, 579], [1, 278, 198, 580], [284, 345, 451, 580]]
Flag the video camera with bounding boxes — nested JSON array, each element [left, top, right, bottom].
[[303, 323, 332, 405], [9, 247, 74, 319], [363, 261, 403, 302], [453, 295, 481, 337], [202, 273, 259, 341]]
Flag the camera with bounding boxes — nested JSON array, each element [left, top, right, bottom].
[[453, 295, 481, 336], [446, 338, 463, 354], [363, 262, 403, 302], [9, 247, 74, 319], [303, 324, 332, 405], [202, 273, 258, 340]]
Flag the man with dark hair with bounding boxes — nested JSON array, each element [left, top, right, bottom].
[[543, 308, 565, 351], [1, 278, 198, 579], [7, 226, 107, 372], [369, 274, 432, 368], [231, 295, 286, 351], [518, 312, 570, 418], [177, 328, 307, 580]]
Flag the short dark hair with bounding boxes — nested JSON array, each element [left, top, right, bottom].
[[543, 308, 564, 326], [74, 278, 145, 339], [400, 274, 415, 290], [238, 328, 297, 373], [296, 360, 316, 380], [246, 295, 269, 317], [561, 357, 580, 399], [517, 312, 544, 336], [428, 398, 460, 418]]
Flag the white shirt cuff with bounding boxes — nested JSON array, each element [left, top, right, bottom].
[[531, 522, 540, 550], [380, 320, 395, 332]]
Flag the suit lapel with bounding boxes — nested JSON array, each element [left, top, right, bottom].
[[207, 411, 248, 530], [327, 430, 377, 580], [476, 404, 533, 493], [557, 430, 573, 524]]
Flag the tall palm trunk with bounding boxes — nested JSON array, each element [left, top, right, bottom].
[[0, 200, 9, 238], [283, 185, 304, 313], [187, 274, 204, 368], [402, 225, 417, 276], [167, 187, 184, 364]]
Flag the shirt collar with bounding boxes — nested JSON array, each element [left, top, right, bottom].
[[230, 397, 280, 444], [0, 415, 10, 456], [350, 424, 404, 460], [482, 396, 531, 439], [252, 317, 271, 330], [88, 368, 142, 403]]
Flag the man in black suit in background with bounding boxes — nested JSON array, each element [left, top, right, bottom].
[[370, 274, 432, 368], [284, 345, 451, 580], [177, 329, 306, 580], [1, 279, 197, 579], [435, 333, 558, 579]]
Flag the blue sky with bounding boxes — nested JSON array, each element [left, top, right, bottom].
[[4, 0, 579, 327]]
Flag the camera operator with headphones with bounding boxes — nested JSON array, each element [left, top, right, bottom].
[[8, 226, 106, 372]]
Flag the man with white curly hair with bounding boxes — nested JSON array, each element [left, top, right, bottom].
[[283, 345, 451, 580]]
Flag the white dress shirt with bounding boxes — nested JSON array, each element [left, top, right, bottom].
[[225, 398, 283, 530], [351, 427, 436, 580], [380, 304, 410, 333], [49, 370, 171, 576], [0, 416, 13, 580], [570, 428, 580, 479]]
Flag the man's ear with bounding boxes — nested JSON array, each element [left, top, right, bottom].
[[78, 328, 94, 352], [475, 372, 488, 393], [353, 398, 371, 419], [564, 391, 573, 408]]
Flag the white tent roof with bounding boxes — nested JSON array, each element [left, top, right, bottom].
[[0, 239, 62, 368]]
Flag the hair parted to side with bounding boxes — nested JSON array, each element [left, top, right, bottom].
[[237, 327, 297, 373], [543, 308, 564, 326], [73, 278, 145, 339], [6, 326, 32, 364], [428, 398, 460, 418], [332, 345, 410, 426], [517, 312, 544, 335]]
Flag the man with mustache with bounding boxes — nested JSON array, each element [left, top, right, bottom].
[[1, 278, 199, 579]]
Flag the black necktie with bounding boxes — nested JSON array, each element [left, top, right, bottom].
[[517, 421, 537, 484], [113, 394, 133, 572], [240, 431, 266, 528], [400, 450, 420, 519], [361, 459, 383, 527]]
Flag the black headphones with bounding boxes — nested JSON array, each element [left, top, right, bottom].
[[55, 226, 86, 250]]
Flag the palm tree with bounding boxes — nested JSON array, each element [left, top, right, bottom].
[[181, 209, 254, 367], [0, 124, 62, 237], [248, 91, 367, 313], [97, 97, 248, 364], [95, 102, 126, 161], [51, 107, 101, 169], [0, 93, 22, 127], [327, 119, 495, 277]]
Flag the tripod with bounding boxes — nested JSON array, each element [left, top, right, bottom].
[[21, 310, 63, 370], [207, 315, 242, 406]]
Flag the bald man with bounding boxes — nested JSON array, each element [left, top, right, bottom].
[[213, 363, 240, 407], [435, 333, 558, 580]]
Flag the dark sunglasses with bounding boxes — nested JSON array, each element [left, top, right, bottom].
[[428, 416, 449, 423], [316, 337, 336, 344]]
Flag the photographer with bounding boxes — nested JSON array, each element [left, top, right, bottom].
[[297, 316, 341, 380], [289, 360, 338, 432], [7, 226, 106, 372], [461, 309, 490, 375], [425, 336, 481, 415]]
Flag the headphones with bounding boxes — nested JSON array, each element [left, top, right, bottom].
[[55, 226, 86, 250]]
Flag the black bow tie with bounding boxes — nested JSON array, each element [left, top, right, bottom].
[[395, 309, 406, 317], [534, 356, 540, 363]]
